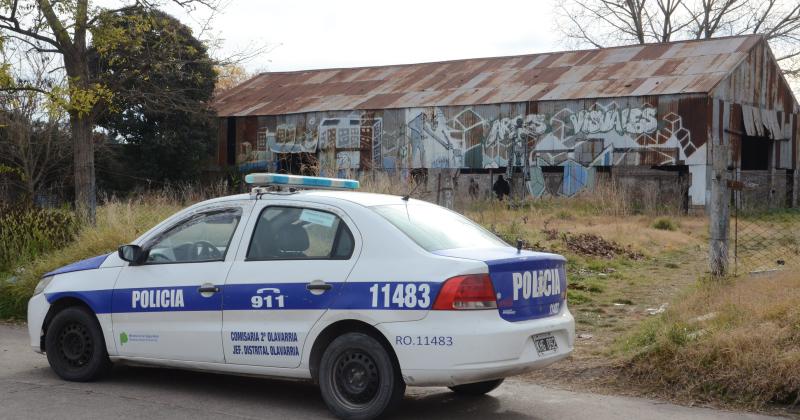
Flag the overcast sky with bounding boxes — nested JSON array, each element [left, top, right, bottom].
[[165, 0, 563, 73]]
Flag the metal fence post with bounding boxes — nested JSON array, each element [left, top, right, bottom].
[[709, 143, 731, 277]]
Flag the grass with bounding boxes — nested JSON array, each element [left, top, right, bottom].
[[0, 206, 80, 274], [652, 217, 678, 231], [617, 271, 800, 409], [0, 196, 182, 319], [732, 210, 800, 273], [2, 172, 794, 412]]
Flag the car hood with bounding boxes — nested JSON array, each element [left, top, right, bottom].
[[44, 253, 111, 277]]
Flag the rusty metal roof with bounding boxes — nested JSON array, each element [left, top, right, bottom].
[[215, 35, 764, 117]]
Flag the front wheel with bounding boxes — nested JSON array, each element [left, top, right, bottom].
[[449, 378, 505, 395], [319, 332, 405, 420], [44, 306, 112, 382]]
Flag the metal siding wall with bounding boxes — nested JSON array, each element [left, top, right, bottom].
[[230, 94, 724, 205], [711, 39, 799, 170]]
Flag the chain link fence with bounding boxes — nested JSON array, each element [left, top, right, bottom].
[[730, 171, 800, 275]]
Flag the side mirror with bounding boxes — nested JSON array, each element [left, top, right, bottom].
[[118, 244, 145, 264]]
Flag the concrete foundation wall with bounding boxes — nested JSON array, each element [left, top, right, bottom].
[[738, 170, 789, 211], [417, 167, 689, 212]]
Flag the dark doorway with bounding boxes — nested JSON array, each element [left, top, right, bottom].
[[226, 118, 236, 166], [740, 136, 771, 170]]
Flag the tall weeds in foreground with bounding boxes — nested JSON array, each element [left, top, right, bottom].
[[0, 206, 80, 274], [356, 171, 421, 197], [617, 271, 800, 408], [0, 195, 185, 319]]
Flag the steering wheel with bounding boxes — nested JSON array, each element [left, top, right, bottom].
[[193, 240, 222, 260]]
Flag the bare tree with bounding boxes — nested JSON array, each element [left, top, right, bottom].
[[0, 0, 221, 222], [0, 39, 71, 203], [555, 0, 800, 81]]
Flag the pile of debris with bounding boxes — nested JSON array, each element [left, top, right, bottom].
[[562, 232, 644, 260]]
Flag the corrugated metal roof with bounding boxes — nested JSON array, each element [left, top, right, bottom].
[[214, 35, 763, 117]]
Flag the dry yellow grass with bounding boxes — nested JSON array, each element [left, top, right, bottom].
[[0, 195, 183, 318], [619, 270, 800, 408], [465, 202, 705, 257]]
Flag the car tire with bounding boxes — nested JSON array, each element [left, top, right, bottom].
[[44, 306, 112, 382], [319, 332, 405, 420], [448, 378, 505, 395]]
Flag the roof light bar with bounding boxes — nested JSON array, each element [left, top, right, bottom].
[[245, 173, 359, 190]]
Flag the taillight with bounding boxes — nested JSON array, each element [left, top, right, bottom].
[[433, 274, 497, 310]]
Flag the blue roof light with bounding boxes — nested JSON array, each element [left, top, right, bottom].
[[245, 173, 359, 190]]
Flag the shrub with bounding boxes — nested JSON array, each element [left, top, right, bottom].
[[0, 197, 182, 319], [652, 217, 678, 231], [0, 206, 80, 274]]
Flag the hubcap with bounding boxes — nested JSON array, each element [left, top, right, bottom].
[[58, 322, 93, 368], [332, 349, 380, 406]]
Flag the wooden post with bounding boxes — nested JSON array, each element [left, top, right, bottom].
[[436, 171, 442, 205], [489, 169, 494, 201], [709, 143, 731, 277]]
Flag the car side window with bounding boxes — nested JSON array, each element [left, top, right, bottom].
[[145, 208, 242, 264], [247, 206, 354, 261]]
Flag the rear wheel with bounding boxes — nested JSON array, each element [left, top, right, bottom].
[[319, 332, 405, 420], [44, 306, 111, 382], [449, 378, 505, 395]]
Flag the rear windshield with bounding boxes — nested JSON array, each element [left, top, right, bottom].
[[372, 203, 507, 252]]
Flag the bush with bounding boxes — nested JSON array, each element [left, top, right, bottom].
[[0, 197, 182, 319], [0, 206, 80, 274], [652, 217, 678, 231]]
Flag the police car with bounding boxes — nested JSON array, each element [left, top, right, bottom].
[[28, 173, 574, 420]]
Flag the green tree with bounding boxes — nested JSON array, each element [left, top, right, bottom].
[[0, 0, 216, 222], [89, 8, 217, 185]]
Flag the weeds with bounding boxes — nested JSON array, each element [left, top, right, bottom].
[[0, 195, 185, 319], [617, 271, 800, 408], [653, 217, 678, 231], [0, 206, 80, 274]]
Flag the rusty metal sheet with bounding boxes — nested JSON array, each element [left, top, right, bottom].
[[214, 35, 773, 117], [741, 104, 758, 136], [740, 105, 788, 140]]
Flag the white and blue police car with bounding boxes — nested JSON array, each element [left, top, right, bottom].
[[28, 173, 574, 419]]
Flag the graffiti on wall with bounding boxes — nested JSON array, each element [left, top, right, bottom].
[[237, 101, 703, 196]]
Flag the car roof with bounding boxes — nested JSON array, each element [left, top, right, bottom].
[[195, 190, 421, 209]]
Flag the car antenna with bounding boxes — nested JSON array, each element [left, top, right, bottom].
[[517, 239, 523, 254], [402, 178, 421, 201]]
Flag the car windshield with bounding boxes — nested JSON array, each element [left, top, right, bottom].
[[372, 203, 507, 252]]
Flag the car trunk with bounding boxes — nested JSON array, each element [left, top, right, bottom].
[[432, 248, 567, 322]]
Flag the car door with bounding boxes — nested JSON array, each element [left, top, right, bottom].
[[222, 201, 361, 368], [112, 202, 253, 363]]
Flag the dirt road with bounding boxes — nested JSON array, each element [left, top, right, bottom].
[[0, 323, 779, 420]]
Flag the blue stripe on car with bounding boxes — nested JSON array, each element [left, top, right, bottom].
[[45, 282, 441, 314], [44, 253, 111, 277]]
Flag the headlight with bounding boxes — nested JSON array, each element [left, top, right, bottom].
[[33, 276, 54, 296]]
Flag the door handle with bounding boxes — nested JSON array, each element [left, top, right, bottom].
[[306, 283, 332, 291], [198, 285, 220, 293]]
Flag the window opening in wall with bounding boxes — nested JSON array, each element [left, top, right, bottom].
[[740, 136, 771, 170]]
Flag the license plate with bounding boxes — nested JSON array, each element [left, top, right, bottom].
[[533, 333, 558, 355]]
